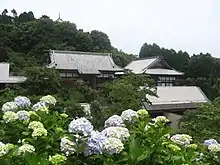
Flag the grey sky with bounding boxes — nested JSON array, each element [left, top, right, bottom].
[[2, 0, 220, 56]]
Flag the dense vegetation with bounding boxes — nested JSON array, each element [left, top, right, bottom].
[[0, 96, 220, 165], [1, 9, 220, 164], [1, 9, 220, 100], [140, 43, 220, 100]]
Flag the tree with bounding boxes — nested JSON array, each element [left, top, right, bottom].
[[91, 30, 112, 51], [111, 48, 136, 67], [101, 74, 156, 114], [75, 31, 93, 51], [139, 43, 162, 58], [139, 43, 190, 72], [11, 9, 17, 17], [186, 54, 218, 78], [2, 9, 8, 15], [18, 11, 35, 22], [21, 67, 61, 95], [178, 103, 220, 143], [1, 9, 12, 24]]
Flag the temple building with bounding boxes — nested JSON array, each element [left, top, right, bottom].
[[124, 56, 184, 86], [142, 86, 209, 129], [47, 50, 124, 88], [0, 63, 26, 89]]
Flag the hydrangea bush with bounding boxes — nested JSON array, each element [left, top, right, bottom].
[[0, 96, 219, 164]]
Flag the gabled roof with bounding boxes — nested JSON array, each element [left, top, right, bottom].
[[47, 50, 123, 74], [124, 56, 183, 75], [0, 63, 26, 83], [144, 86, 209, 111]]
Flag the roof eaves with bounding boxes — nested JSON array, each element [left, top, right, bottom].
[[197, 86, 210, 102]]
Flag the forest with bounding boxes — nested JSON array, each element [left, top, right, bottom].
[[1, 9, 220, 165], [1, 9, 220, 101]]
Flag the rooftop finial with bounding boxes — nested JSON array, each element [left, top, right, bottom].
[[56, 12, 63, 22]]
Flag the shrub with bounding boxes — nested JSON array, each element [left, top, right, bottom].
[[0, 96, 219, 165]]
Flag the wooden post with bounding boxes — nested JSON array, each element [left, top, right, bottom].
[[91, 75, 97, 88]]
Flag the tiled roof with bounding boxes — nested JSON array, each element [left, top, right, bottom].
[[125, 57, 183, 75], [0, 76, 27, 83], [125, 57, 158, 74], [0, 63, 26, 84], [144, 86, 209, 111], [47, 50, 123, 74]]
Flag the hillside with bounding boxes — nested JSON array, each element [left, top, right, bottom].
[[1, 9, 220, 100], [0, 9, 135, 74]]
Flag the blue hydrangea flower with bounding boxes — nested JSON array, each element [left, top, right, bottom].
[[2, 102, 18, 113], [84, 131, 107, 156], [104, 115, 125, 128], [14, 96, 31, 108], [204, 139, 219, 146], [68, 117, 93, 136], [32, 102, 48, 112], [17, 110, 30, 121]]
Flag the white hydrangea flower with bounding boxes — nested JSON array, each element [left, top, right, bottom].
[[0, 142, 14, 157], [17, 110, 30, 121], [2, 102, 18, 113], [3, 111, 18, 123], [28, 121, 44, 130], [32, 128, 48, 137], [151, 116, 169, 125], [60, 137, 76, 156], [144, 125, 151, 131], [80, 103, 91, 117], [170, 134, 192, 146], [103, 137, 124, 155], [14, 96, 31, 108], [104, 115, 125, 128], [68, 117, 93, 136], [208, 144, 220, 153], [102, 127, 130, 141], [40, 95, 57, 105], [137, 109, 149, 119], [49, 154, 67, 165], [18, 144, 35, 155], [121, 109, 138, 122]]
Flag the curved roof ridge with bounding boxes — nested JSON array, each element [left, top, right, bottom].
[[50, 49, 111, 56]]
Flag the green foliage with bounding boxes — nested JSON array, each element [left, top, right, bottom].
[[139, 42, 220, 100], [0, 9, 135, 70], [139, 43, 190, 72], [21, 67, 61, 96], [178, 103, 220, 143], [101, 74, 156, 114], [0, 95, 219, 164]]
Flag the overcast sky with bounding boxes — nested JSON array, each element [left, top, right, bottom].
[[2, 0, 220, 56]]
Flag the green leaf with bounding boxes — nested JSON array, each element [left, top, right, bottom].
[[21, 131, 29, 136], [171, 156, 182, 161], [129, 139, 143, 162]]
